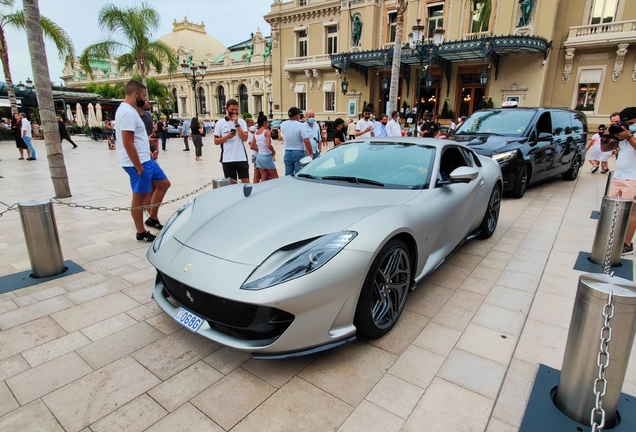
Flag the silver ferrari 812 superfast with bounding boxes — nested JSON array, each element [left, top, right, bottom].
[[147, 138, 503, 358]]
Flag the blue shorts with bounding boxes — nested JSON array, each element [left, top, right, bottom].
[[123, 159, 167, 194], [256, 154, 276, 170]]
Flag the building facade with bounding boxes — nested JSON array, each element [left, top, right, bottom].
[[62, 18, 273, 121], [265, 0, 636, 126]]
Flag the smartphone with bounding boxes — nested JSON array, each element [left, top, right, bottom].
[[231, 129, 237, 134]]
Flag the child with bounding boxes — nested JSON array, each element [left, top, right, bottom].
[[586, 125, 612, 174]]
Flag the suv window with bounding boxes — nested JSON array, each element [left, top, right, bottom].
[[536, 112, 552, 136], [455, 109, 535, 136], [552, 111, 572, 135]]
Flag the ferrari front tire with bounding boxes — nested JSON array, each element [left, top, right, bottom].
[[354, 239, 411, 339], [478, 185, 501, 239]]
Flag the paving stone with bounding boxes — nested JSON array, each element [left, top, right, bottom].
[[42, 356, 161, 432], [7, 352, 93, 405]]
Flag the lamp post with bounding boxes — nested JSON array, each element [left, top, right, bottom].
[[268, 93, 273, 119], [181, 61, 207, 118], [412, 19, 425, 120], [17, 78, 35, 117]]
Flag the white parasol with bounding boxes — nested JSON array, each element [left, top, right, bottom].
[[65, 104, 73, 122], [87, 103, 99, 128], [75, 103, 85, 128], [95, 103, 103, 123]]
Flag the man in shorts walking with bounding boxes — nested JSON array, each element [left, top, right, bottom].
[[214, 99, 250, 183], [116, 80, 171, 242], [280, 107, 311, 175]]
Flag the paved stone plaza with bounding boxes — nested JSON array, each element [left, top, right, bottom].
[[0, 135, 635, 431]]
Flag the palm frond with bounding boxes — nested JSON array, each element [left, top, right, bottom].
[[39, 16, 75, 59], [144, 40, 177, 74], [79, 39, 126, 79]]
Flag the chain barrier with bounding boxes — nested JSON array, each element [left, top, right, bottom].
[[591, 290, 615, 432], [51, 178, 218, 212], [0, 201, 19, 218], [602, 201, 620, 276]]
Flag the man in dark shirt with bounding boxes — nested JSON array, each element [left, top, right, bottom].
[[419, 113, 440, 138], [333, 118, 345, 146], [156, 117, 168, 150]]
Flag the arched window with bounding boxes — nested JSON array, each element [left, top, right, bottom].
[[198, 87, 206, 114], [239, 84, 249, 114], [217, 86, 226, 114]]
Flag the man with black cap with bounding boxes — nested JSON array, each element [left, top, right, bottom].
[[419, 113, 440, 138], [606, 107, 636, 255], [280, 107, 312, 175]]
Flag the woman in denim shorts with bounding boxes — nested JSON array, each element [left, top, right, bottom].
[[250, 112, 278, 181]]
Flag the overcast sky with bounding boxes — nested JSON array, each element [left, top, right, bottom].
[[2, 0, 272, 86]]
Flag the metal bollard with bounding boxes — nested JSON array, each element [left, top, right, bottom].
[[212, 178, 231, 189], [590, 197, 633, 266], [603, 171, 615, 197], [554, 273, 636, 428], [18, 199, 65, 278]]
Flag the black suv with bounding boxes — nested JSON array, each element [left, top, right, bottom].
[[447, 107, 588, 198]]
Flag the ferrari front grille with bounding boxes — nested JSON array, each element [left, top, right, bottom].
[[157, 271, 294, 340]]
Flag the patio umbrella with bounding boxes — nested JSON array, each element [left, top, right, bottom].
[[87, 103, 99, 128], [75, 103, 85, 128], [95, 103, 103, 123], [65, 104, 73, 122]]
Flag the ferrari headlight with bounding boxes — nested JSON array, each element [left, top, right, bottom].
[[241, 231, 357, 290], [492, 150, 517, 163], [152, 199, 195, 252]]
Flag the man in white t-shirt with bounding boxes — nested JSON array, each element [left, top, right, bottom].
[[116, 80, 171, 242], [607, 107, 636, 255], [280, 107, 311, 175], [214, 99, 250, 183], [20, 113, 36, 160], [356, 106, 375, 138]]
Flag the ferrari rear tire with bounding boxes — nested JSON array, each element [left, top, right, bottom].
[[478, 185, 501, 239], [354, 239, 411, 339]]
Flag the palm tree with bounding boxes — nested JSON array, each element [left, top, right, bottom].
[[23, 0, 71, 197], [0, 0, 74, 114], [387, 0, 408, 115], [79, 2, 177, 86], [470, 0, 492, 34]]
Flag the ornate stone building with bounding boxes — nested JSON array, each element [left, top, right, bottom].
[[61, 18, 273, 120], [265, 0, 635, 125]]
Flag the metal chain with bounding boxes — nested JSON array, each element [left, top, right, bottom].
[[602, 201, 620, 275], [591, 290, 615, 432], [0, 201, 19, 218], [50, 178, 218, 212]]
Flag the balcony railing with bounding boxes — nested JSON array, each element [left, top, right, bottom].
[[462, 31, 492, 41], [285, 54, 332, 66], [565, 19, 636, 46]]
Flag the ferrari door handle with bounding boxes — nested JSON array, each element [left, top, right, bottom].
[[479, 180, 485, 187]]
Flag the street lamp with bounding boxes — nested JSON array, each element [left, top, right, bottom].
[[17, 78, 35, 116], [182, 61, 207, 118], [479, 69, 489, 87], [412, 19, 425, 120], [268, 93, 273, 119]]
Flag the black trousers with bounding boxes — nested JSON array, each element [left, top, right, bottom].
[[192, 135, 202, 157]]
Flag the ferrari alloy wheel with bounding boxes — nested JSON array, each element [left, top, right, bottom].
[[478, 186, 501, 239], [354, 239, 411, 339], [562, 155, 581, 181]]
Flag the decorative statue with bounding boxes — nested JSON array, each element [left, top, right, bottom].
[[350, 9, 363, 47], [263, 41, 272, 59], [187, 53, 193, 65], [517, 0, 534, 27], [245, 44, 254, 64]]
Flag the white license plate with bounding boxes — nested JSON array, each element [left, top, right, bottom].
[[173, 308, 204, 332]]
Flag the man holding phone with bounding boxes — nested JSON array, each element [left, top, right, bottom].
[[214, 99, 250, 183]]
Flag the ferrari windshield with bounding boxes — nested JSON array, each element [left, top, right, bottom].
[[455, 110, 535, 136], [297, 142, 435, 189]]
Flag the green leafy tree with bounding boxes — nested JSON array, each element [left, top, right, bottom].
[[86, 81, 125, 98], [0, 0, 75, 114], [131, 73, 167, 100], [79, 2, 177, 86]]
